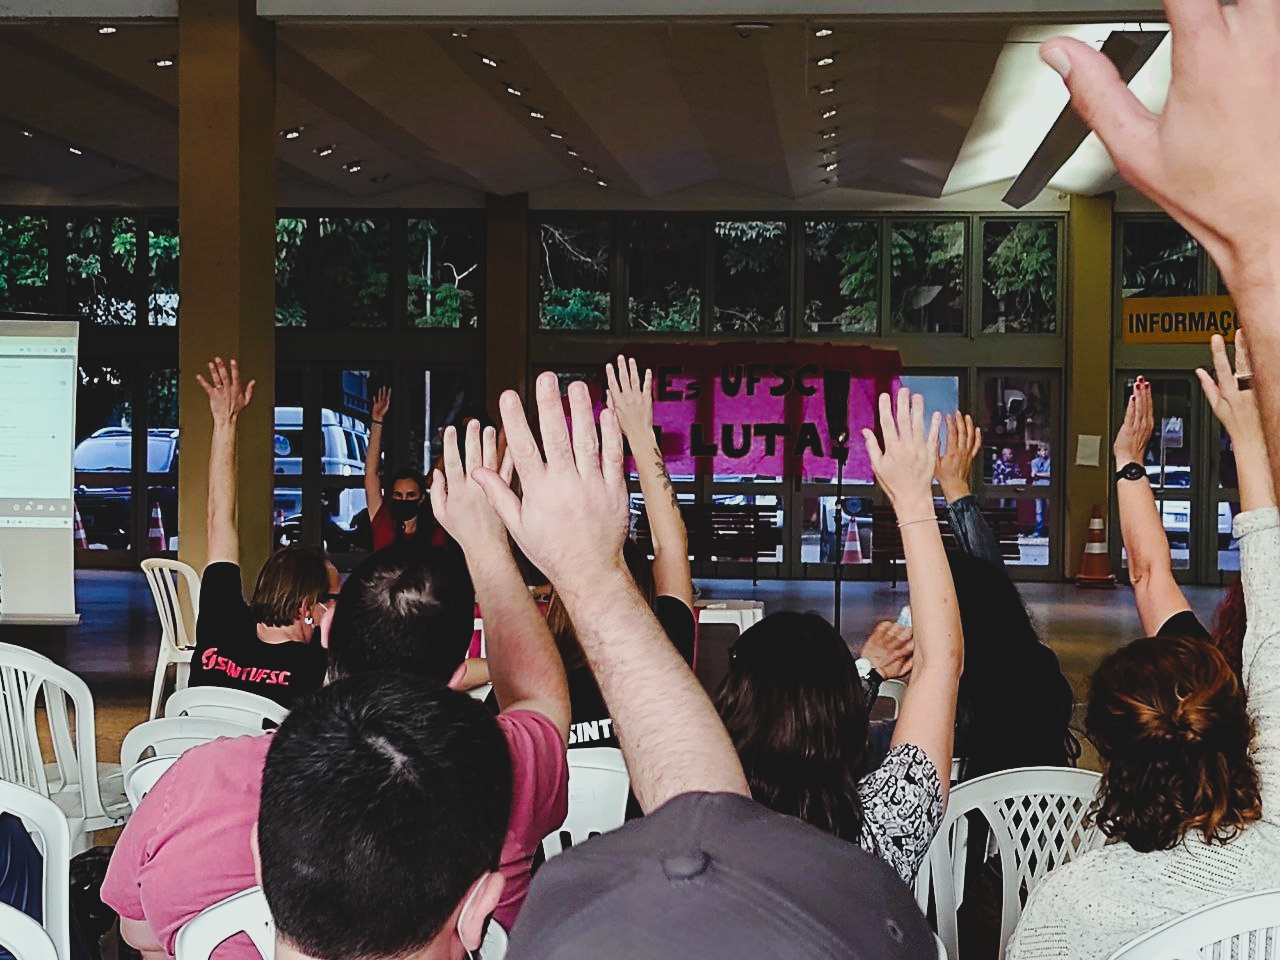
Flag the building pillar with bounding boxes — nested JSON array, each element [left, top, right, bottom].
[[485, 193, 530, 410], [176, 0, 276, 591], [1064, 194, 1115, 578]]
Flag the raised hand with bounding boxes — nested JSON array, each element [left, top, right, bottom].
[[1114, 377, 1154, 467], [1197, 332, 1264, 447], [605, 356, 655, 441], [371, 387, 391, 424], [861, 620, 914, 681], [196, 357, 255, 425], [430, 420, 509, 552], [473, 372, 630, 592], [935, 412, 982, 504], [862, 389, 941, 519]]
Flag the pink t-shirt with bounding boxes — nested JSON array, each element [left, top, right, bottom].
[[102, 712, 567, 958]]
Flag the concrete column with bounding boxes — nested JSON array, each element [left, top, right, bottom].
[[1064, 194, 1115, 578], [485, 193, 530, 410], [177, 0, 276, 591]]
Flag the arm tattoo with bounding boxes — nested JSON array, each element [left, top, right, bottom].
[[655, 453, 679, 510]]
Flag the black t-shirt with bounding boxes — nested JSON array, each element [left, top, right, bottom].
[[190, 562, 328, 710], [566, 595, 695, 750], [1156, 609, 1212, 643]]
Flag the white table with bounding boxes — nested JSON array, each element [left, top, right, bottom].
[[694, 599, 765, 633]]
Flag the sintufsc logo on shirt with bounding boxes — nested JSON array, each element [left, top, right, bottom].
[[200, 648, 292, 686]]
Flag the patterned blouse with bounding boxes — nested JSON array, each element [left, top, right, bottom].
[[857, 742, 945, 885]]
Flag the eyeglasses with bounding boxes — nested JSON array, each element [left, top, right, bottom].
[[319, 593, 340, 604]]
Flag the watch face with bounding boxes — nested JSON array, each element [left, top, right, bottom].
[[1120, 462, 1146, 481]]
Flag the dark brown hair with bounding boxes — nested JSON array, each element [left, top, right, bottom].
[[1086, 635, 1261, 853], [713, 611, 869, 844], [252, 545, 332, 628], [1210, 579, 1246, 681], [547, 539, 656, 671]]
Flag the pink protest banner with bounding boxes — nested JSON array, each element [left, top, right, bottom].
[[598, 343, 903, 481]]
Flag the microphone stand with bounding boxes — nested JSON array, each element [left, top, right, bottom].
[[832, 433, 849, 636]]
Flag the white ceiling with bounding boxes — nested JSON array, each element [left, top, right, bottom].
[[0, 13, 1169, 211]]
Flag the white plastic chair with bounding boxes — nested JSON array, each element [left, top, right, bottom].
[[878, 678, 907, 719], [123, 755, 180, 809], [141, 559, 201, 720], [481, 920, 508, 960], [915, 766, 1103, 960], [0, 781, 72, 960], [541, 747, 630, 859], [0, 643, 128, 852], [164, 686, 288, 729], [175, 887, 274, 960], [120, 716, 259, 775], [0, 903, 58, 960], [468, 618, 492, 703], [1107, 888, 1280, 960]]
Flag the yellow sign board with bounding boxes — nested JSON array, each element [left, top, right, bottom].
[[1121, 295, 1238, 344]]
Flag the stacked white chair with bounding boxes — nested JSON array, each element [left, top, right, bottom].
[[0, 904, 59, 960], [165, 686, 288, 730], [0, 643, 128, 852], [541, 747, 630, 859], [0, 780, 72, 960], [121, 716, 259, 774], [1107, 888, 1280, 960], [915, 766, 1104, 960], [124, 755, 181, 809], [141, 559, 202, 720]]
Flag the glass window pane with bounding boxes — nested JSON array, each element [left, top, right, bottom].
[[1121, 377, 1193, 489], [67, 217, 137, 325], [1121, 219, 1199, 298], [981, 219, 1057, 334], [804, 220, 879, 334], [710, 492, 783, 562], [890, 219, 965, 333], [74, 365, 133, 550], [981, 375, 1054, 487], [901, 375, 961, 450], [317, 370, 373, 476], [144, 367, 179, 552], [1219, 501, 1239, 573], [276, 218, 308, 327], [408, 367, 487, 474], [148, 217, 179, 327], [539, 219, 611, 331], [408, 217, 483, 329], [315, 218, 390, 328], [800, 494, 873, 564], [628, 219, 702, 333], [977, 498, 1051, 567], [714, 220, 787, 334], [274, 369, 306, 545], [0, 216, 49, 312]]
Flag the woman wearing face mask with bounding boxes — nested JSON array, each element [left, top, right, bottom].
[[364, 387, 432, 551]]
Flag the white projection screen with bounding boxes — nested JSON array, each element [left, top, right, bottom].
[[0, 319, 80, 624]]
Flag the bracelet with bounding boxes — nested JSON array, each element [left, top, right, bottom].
[[372, 419, 383, 425], [897, 516, 938, 529]]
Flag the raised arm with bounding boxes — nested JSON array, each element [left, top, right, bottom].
[[1113, 377, 1191, 635], [864, 389, 963, 795], [196, 358, 254, 566], [364, 387, 390, 520], [1197, 332, 1276, 514], [473, 372, 749, 812], [935, 412, 1005, 568], [430, 420, 569, 741], [606, 356, 693, 609]]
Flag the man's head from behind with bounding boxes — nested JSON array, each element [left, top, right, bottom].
[[325, 542, 475, 684], [257, 673, 512, 960]]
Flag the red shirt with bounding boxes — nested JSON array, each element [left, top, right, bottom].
[[370, 503, 448, 551]]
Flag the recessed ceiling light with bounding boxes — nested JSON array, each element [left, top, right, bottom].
[[581, 163, 596, 174], [815, 27, 833, 38], [68, 147, 83, 155], [816, 56, 835, 67], [479, 54, 500, 68], [816, 83, 836, 95], [566, 148, 580, 157], [343, 160, 363, 173], [451, 28, 469, 38], [370, 173, 390, 184], [529, 109, 545, 120], [595, 178, 609, 187], [505, 84, 523, 97], [821, 108, 838, 119], [280, 126, 304, 140], [20, 130, 32, 138], [820, 128, 838, 139], [151, 56, 175, 68], [824, 161, 838, 172], [547, 128, 565, 140], [313, 144, 335, 157], [97, 25, 117, 35]]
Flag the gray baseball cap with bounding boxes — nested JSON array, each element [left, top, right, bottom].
[[507, 791, 935, 959]]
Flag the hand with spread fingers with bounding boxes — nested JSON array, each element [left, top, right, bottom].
[[1197, 331, 1275, 511], [371, 387, 391, 424], [862, 388, 942, 520], [1113, 377, 1154, 469], [605, 355, 655, 442], [429, 420, 511, 553], [935, 412, 982, 504], [196, 358, 255, 425]]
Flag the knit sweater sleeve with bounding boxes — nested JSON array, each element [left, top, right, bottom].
[[1234, 506, 1280, 826]]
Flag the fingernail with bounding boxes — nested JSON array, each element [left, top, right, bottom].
[[1040, 44, 1072, 80]]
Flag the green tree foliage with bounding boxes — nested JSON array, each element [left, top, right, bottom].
[[407, 218, 478, 328], [1122, 219, 1200, 298], [275, 218, 307, 327], [0, 216, 48, 312], [714, 220, 787, 332], [315, 218, 389, 329], [539, 222, 611, 330], [890, 220, 965, 332], [982, 220, 1057, 334], [66, 217, 138, 324], [805, 221, 879, 333]]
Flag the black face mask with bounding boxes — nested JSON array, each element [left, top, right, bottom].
[[389, 497, 420, 523]]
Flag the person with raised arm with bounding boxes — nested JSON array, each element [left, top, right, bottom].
[[363, 386, 432, 550], [470, 374, 934, 960], [187, 357, 334, 710]]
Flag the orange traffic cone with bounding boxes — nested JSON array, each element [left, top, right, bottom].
[[147, 502, 167, 552], [1075, 505, 1116, 588], [73, 504, 88, 550], [842, 517, 864, 564]]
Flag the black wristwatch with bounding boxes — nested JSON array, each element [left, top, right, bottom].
[[1116, 462, 1146, 482]]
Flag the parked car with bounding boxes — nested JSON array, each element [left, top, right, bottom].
[[1145, 465, 1233, 549]]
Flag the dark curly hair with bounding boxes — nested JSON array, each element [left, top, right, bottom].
[[1086, 635, 1261, 853], [713, 611, 870, 844], [1210, 579, 1246, 681]]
